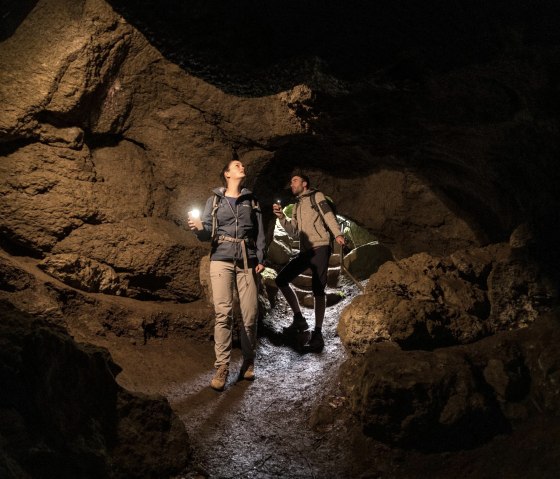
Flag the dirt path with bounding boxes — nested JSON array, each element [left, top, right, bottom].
[[97, 283, 387, 478]]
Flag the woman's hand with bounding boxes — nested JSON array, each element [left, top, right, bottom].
[[187, 219, 202, 231], [335, 235, 346, 246], [255, 263, 265, 274]]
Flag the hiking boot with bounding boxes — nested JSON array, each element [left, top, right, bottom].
[[308, 330, 324, 352], [210, 364, 229, 391], [283, 312, 308, 335], [242, 358, 255, 380]]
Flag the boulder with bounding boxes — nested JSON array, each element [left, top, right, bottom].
[[51, 218, 209, 301], [38, 253, 126, 295], [342, 241, 393, 281]]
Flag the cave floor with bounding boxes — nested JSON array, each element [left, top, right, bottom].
[[86, 294, 560, 479]]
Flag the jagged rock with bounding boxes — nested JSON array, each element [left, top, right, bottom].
[[338, 250, 492, 352], [338, 244, 555, 353], [38, 253, 126, 295], [487, 256, 558, 331], [342, 241, 393, 281], [348, 342, 507, 450]]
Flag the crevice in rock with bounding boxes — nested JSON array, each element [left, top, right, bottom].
[[0, 231, 44, 259]]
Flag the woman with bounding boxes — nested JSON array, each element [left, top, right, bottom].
[[188, 159, 265, 391]]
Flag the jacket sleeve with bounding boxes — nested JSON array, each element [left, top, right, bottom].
[[314, 191, 343, 238], [255, 206, 266, 264], [195, 196, 214, 242]]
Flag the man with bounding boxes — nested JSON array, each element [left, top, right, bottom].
[[272, 173, 345, 352]]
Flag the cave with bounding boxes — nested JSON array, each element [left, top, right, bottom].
[[1, 0, 560, 478]]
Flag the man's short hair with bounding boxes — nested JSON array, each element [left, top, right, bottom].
[[292, 171, 310, 188]]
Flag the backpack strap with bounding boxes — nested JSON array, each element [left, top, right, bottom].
[[251, 197, 260, 212], [210, 193, 220, 239], [311, 191, 328, 230], [311, 191, 338, 239]]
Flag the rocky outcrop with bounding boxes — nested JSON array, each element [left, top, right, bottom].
[[338, 244, 557, 353], [0, 302, 191, 478], [346, 312, 560, 451], [50, 218, 208, 301]]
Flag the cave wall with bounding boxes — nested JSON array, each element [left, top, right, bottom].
[[0, 0, 559, 302], [1, 0, 559, 303]]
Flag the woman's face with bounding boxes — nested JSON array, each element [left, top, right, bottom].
[[225, 160, 246, 183]]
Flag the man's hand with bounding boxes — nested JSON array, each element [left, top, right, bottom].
[[272, 203, 284, 219], [255, 263, 265, 274], [335, 235, 346, 246]]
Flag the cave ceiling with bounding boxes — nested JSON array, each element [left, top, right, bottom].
[[105, 0, 560, 252]]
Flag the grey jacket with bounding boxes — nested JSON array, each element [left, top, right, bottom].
[[197, 187, 265, 264], [279, 189, 342, 251]]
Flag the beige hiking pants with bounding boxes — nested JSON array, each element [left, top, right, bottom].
[[210, 260, 259, 367]]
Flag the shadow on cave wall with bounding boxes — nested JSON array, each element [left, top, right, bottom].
[[249, 135, 504, 252], [0, 0, 38, 41]]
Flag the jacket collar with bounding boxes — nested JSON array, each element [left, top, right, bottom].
[[297, 188, 316, 200], [213, 187, 253, 198]]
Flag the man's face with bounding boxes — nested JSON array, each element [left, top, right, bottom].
[[225, 161, 246, 181], [290, 176, 307, 195]]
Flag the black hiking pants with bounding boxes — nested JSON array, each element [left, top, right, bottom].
[[275, 245, 331, 296]]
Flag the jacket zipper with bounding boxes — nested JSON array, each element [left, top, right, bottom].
[[225, 196, 239, 262]]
